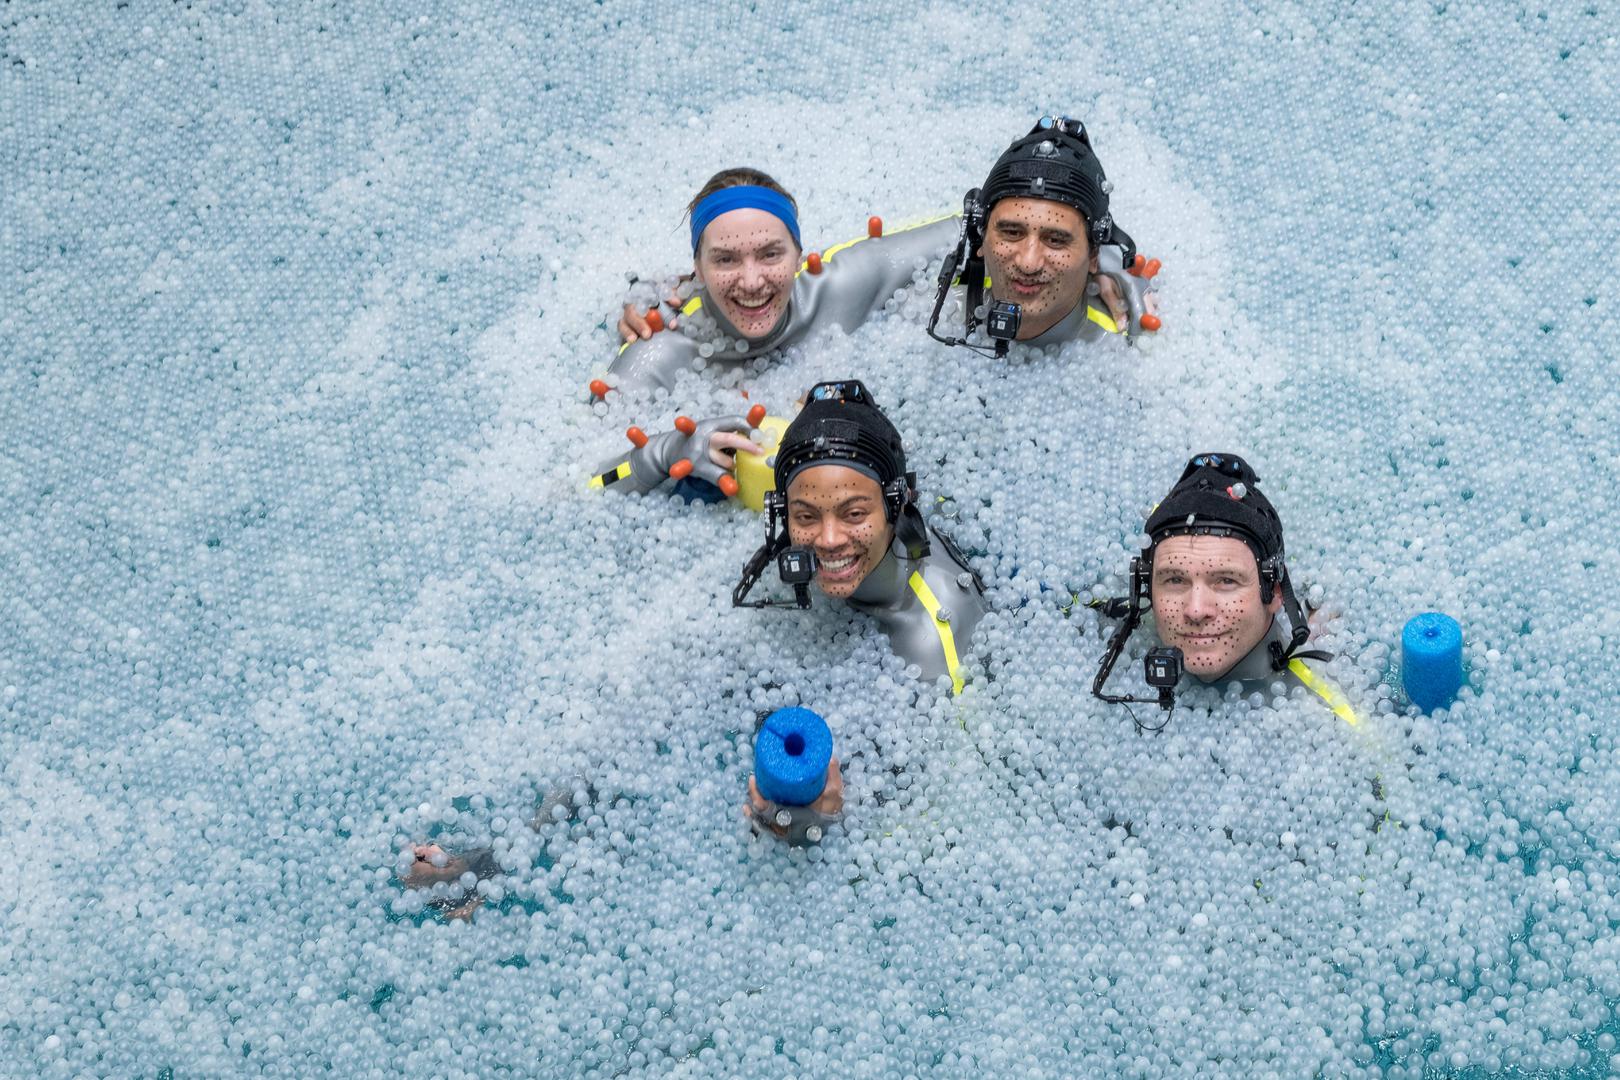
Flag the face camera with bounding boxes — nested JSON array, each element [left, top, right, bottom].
[[1144, 646, 1183, 689], [778, 546, 818, 586], [986, 300, 1021, 343]]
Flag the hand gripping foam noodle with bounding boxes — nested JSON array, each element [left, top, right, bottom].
[[733, 414, 790, 512], [753, 706, 832, 806]]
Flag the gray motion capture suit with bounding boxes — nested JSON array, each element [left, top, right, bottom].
[[1172, 618, 1361, 725], [608, 217, 1153, 395], [610, 216, 960, 394], [415, 779, 585, 915], [847, 531, 986, 692]]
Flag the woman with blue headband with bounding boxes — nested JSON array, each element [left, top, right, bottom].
[[605, 167, 961, 396], [586, 167, 963, 499], [677, 169, 805, 343]]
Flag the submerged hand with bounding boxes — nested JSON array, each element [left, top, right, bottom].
[[401, 844, 490, 922], [1094, 244, 1163, 335], [402, 844, 469, 888], [1307, 603, 1343, 637], [435, 895, 484, 922], [618, 303, 676, 342], [1124, 251, 1163, 332], [1096, 273, 1129, 330], [618, 288, 685, 342]]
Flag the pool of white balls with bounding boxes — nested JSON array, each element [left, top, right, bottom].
[[3, 3, 1617, 1077]]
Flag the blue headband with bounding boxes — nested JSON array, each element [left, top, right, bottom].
[[689, 185, 801, 253]]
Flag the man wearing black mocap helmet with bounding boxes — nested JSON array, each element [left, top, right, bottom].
[[1092, 454, 1359, 726], [733, 380, 986, 697], [926, 116, 1161, 357]]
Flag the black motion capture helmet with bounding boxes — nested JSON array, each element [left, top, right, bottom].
[[1092, 453, 1325, 723], [733, 381, 930, 610], [1144, 453, 1287, 597], [977, 117, 1126, 252], [928, 116, 1138, 357]]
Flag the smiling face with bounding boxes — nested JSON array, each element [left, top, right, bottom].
[[979, 197, 1098, 340], [693, 207, 799, 340], [785, 464, 893, 599], [1149, 534, 1282, 681]]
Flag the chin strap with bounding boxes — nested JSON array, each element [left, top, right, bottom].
[[1105, 222, 1138, 273], [1267, 568, 1331, 671]]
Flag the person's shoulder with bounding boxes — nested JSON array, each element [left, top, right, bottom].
[[876, 214, 959, 245], [608, 326, 700, 390], [822, 213, 959, 270], [915, 533, 986, 610]]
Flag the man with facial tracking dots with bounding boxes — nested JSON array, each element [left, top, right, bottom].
[[925, 115, 1160, 357], [1093, 454, 1359, 725]]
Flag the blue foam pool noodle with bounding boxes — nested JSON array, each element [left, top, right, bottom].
[[1402, 612, 1464, 713], [754, 707, 833, 806]]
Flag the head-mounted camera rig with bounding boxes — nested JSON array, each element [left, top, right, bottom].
[[732, 495, 819, 610], [733, 381, 929, 610], [1089, 453, 1329, 727], [928, 117, 1137, 358], [1090, 553, 1180, 732]]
